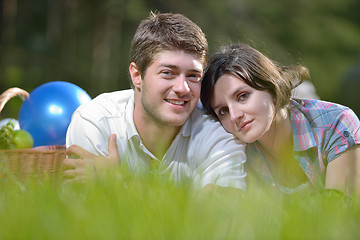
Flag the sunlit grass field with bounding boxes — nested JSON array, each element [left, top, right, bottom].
[[0, 167, 359, 240]]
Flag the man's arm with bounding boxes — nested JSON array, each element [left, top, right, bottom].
[[63, 134, 120, 182], [66, 110, 111, 156]]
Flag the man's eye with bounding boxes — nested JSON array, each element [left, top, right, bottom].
[[187, 74, 202, 83], [161, 71, 175, 78]]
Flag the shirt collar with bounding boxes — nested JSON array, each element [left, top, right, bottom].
[[290, 99, 317, 151], [125, 92, 140, 140]]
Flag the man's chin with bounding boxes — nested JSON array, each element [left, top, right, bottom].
[[163, 114, 190, 127], [161, 105, 195, 126]]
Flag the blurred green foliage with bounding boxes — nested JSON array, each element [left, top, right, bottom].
[[1, 0, 360, 117], [0, 167, 359, 239]]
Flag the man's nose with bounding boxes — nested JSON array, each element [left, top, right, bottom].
[[173, 75, 190, 94]]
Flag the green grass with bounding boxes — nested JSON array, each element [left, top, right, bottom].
[[0, 167, 359, 240]]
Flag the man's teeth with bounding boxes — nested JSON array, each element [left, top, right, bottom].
[[167, 99, 185, 105]]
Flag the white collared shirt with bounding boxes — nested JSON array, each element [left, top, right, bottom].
[[66, 89, 246, 190]]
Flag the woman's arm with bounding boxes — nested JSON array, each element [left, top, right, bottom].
[[325, 145, 360, 195]]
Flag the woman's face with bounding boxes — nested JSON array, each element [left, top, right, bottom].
[[210, 73, 276, 143]]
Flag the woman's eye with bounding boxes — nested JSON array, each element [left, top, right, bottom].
[[238, 92, 249, 101], [218, 108, 228, 116]]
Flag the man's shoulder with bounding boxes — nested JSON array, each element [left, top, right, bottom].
[[75, 89, 134, 120], [189, 107, 236, 140], [186, 107, 246, 174], [93, 89, 134, 106], [189, 107, 218, 128]]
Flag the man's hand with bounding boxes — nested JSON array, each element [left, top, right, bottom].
[[201, 183, 245, 200], [63, 134, 120, 182]]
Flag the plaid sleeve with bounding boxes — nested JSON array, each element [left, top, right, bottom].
[[326, 108, 360, 162]]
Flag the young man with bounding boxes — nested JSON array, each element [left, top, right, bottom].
[[63, 12, 246, 190]]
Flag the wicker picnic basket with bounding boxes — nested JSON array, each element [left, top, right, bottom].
[[0, 88, 65, 181]]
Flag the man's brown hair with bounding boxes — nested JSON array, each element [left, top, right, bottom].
[[129, 12, 208, 87]]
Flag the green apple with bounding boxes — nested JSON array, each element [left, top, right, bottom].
[[12, 129, 34, 149]]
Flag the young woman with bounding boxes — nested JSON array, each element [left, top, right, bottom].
[[200, 43, 360, 195]]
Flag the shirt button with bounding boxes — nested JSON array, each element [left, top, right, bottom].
[[343, 131, 350, 138]]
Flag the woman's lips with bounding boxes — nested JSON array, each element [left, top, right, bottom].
[[240, 119, 253, 131]]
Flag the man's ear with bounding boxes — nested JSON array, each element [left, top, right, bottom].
[[129, 62, 142, 89]]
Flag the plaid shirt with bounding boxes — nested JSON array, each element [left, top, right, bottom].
[[246, 98, 360, 189]]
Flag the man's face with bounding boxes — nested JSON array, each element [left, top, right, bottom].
[[135, 50, 203, 128]]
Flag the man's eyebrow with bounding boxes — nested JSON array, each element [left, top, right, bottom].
[[160, 64, 203, 73], [190, 68, 203, 73], [161, 64, 178, 69]]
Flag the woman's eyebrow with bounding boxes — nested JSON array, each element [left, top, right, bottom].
[[212, 102, 224, 111], [212, 86, 248, 110]]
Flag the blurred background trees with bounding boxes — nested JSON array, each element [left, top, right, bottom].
[[1, 0, 360, 117]]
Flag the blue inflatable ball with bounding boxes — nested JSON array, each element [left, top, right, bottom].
[[18, 81, 91, 147]]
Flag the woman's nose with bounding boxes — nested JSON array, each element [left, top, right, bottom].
[[229, 105, 244, 123]]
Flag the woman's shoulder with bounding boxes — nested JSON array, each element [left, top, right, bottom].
[[291, 98, 349, 112], [290, 98, 359, 128]]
